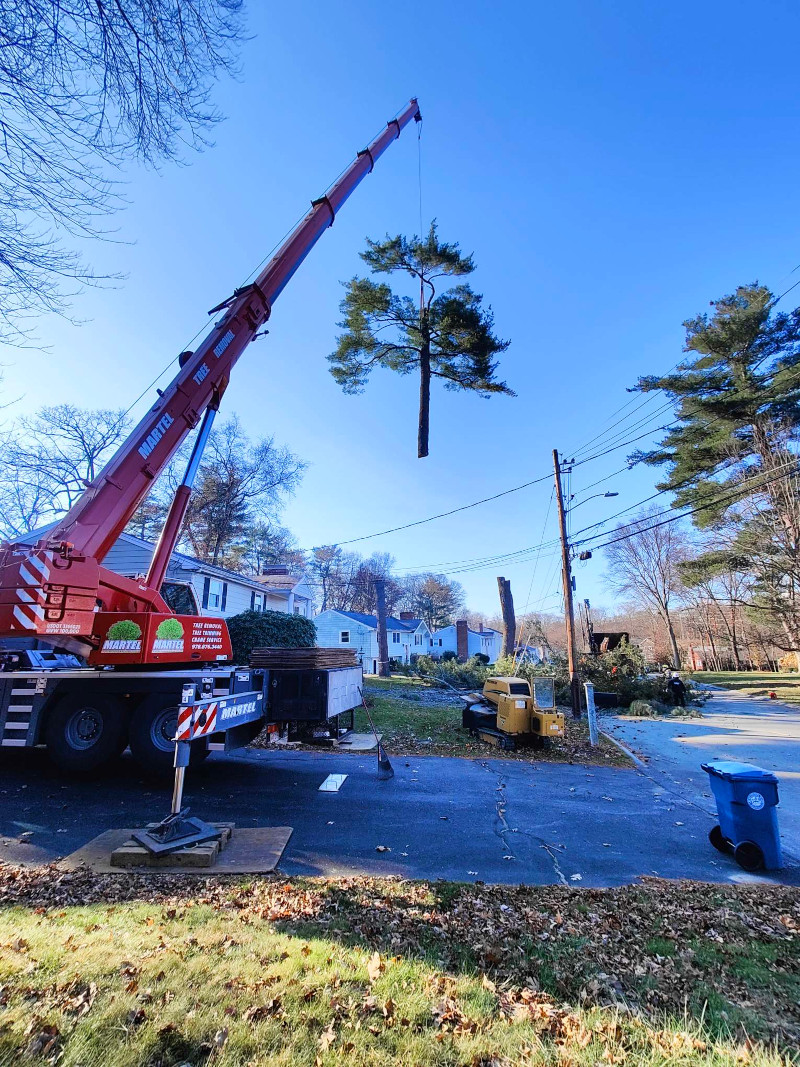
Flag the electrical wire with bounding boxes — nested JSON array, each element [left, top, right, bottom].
[[574, 456, 800, 552]]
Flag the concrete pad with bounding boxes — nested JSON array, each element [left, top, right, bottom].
[[60, 826, 293, 875], [336, 732, 380, 751]]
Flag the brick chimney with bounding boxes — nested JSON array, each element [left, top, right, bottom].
[[456, 619, 469, 662], [399, 611, 415, 621]]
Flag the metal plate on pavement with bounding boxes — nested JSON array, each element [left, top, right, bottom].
[[319, 774, 348, 792]]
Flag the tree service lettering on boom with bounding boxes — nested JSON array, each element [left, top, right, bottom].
[[138, 413, 174, 458]]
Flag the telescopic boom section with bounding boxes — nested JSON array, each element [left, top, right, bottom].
[[49, 97, 421, 561], [0, 99, 420, 652]]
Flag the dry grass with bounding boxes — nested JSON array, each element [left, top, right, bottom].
[[1, 865, 798, 1065]]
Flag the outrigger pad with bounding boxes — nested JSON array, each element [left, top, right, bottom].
[[131, 808, 222, 856]]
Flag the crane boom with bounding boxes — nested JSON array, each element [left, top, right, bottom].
[[0, 99, 420, 661]]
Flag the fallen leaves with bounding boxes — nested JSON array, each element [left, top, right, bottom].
[[0, 862, 798, 1057], [367, 951, 385, 983]]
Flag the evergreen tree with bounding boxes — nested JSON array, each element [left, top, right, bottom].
[[329, 222, 513, 458], [635, 284, 800, 647]]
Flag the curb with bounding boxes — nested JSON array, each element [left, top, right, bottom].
[[600, 729, 647, 770]]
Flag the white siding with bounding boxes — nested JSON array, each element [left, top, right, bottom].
[[315, 611, 379, 672]]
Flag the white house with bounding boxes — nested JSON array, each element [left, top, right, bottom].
[[19, 528, 313, 621], [431, 620, 503, 662], [315, 610, 432, 674]]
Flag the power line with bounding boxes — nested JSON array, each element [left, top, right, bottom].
[[333, 471, 554, 546], [576, 456, 800, 553]]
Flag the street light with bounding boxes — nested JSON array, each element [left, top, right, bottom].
[[568, 490, 619, 511]]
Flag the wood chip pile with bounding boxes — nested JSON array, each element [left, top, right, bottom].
[[249, 647, 359, 669]]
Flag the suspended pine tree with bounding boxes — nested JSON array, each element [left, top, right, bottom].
[[329, 222, 513, 457]]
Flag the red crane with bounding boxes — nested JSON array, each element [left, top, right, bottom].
[[0, 99, 421, 668]]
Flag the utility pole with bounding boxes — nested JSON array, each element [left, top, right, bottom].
[[374, 578, 390, 678], [553, 449, 581, 717]]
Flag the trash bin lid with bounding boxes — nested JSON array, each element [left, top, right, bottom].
[[701, 760, 778, 782]]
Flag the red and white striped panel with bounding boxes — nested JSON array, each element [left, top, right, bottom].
[[10, 552, 52, 631], [192, 702, 218, 737], [176, 704, 194, 741]]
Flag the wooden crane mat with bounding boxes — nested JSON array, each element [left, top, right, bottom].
[[249, 647, 358, 669], [60, 825, 293, 874]]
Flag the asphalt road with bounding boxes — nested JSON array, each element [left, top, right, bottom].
[[1, 742, 798, 886], [603, 686, 800, 862]]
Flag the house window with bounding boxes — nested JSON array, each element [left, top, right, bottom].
[[415, 634, 421, 645], [340, 631, 350, 644], [392, 632, 400, 644], [252, 592, 264, 612], [294, 605, 302, 615], [208, 579, 224, 609], [438, 638, 443, 646]]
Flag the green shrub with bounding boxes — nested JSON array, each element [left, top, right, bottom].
[[226, 610, 316, 665], [440, 650, 458, 662], [415, 654, 493, 690]]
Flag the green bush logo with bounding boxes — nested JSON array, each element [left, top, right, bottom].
[[153, 616, 185, 652], [106, 620, 142, 640], [103, 618, 142, 652], [156, 618, 184, 639]]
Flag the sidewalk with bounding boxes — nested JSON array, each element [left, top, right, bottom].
[[603, 686, 800, 862]]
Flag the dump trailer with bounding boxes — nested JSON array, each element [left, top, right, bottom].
[[0, 99, 420, 774], [461, 676, 565, 751]]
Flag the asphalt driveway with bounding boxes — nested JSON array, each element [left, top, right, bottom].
[[603, 686, 800, 862], [1, 743, 797, 886]]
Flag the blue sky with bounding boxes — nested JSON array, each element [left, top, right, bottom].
[[3, 0, 800, 617]]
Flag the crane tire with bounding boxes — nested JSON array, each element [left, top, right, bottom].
[[128, 701, 209, 776], [45, 694, 128, 774]]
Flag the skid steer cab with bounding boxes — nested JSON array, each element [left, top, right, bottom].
[[461, 675, 565, 751]]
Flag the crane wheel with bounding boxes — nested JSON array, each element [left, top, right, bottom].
[[129, 702, 209, 776], [45, 694, 128, 774]]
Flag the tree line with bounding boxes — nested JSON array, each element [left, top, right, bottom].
[[600, 283, 800, 669], [0, 403, 467, 630]]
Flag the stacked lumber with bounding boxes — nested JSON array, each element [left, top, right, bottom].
[[249, 646, 358, 669]]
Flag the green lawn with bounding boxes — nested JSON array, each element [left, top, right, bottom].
[[355, 680, 630, 766], [692, 671, 800, 704], [1, 866, 798, 1065]]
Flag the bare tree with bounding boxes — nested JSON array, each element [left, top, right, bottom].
[[0, 404, 130, 537], [0, 1, 244, 339], [178, 416, 305, 568], [398, 572, 465, 631], [603, 507, 688, 668]]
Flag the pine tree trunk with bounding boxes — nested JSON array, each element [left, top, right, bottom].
[[418, 327, 431, 459]]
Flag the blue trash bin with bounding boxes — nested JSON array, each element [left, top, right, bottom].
[[702, 760, 782, 871]]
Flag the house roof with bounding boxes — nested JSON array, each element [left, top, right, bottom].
[[254, 572, 304, 591], [18, 525, 297, 597], [330, 610, 426, 632]]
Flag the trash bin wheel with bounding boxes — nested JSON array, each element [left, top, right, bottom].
[[734, 840, 764, 872], [708, 825, 732, 854]]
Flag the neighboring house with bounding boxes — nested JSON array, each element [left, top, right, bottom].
[[513, 644, 547, 665], [19, 528, 313, 621], [315, 610, 432, 673], [252, 566, 314, 618], [431, 620, 503, 662]]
